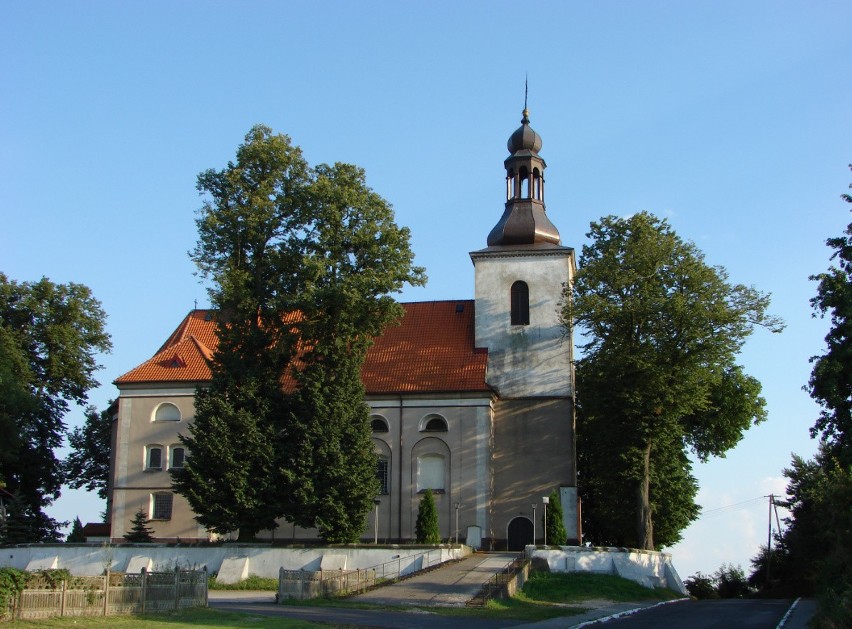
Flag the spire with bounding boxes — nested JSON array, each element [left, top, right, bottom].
[[486, 96, 561, 247]]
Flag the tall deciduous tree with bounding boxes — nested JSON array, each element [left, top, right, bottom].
[[759, 169, 852, 625], [65, 404, 114, 502], [0, 274, 111, 541], [173, 126, 309, 540], [808, 167, 852, 465], [564, 213, 781, 550], [174, 126, 424, 542]]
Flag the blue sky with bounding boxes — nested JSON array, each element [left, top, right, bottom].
[[2, 1, 850, 578]]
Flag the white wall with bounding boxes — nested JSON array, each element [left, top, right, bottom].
[[528, 546, 688, 595], [0, 544, 468, 581], [472, 247, 574, 398]]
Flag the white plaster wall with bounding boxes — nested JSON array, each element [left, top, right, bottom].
[[472, 248, 574, 398], [528, 546, 687, 595], [0, 545, 468, 579]]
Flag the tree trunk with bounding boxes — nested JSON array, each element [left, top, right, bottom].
[[635, 443, 654, 550]]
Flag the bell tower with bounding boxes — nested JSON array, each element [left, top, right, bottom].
[[470, 106, 576, 399], [470, 103, 579, 545], [487, 106, 561, 247]]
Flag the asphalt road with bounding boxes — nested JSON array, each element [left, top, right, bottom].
[[211, 600, 529, 628], [576, 598, 816, 629]]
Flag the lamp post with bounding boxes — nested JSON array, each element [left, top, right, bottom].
[[373, 499, 381, 544], [531, 504, 537, 547], [542, 496, 549, 547], [454, 503, 461, 545]]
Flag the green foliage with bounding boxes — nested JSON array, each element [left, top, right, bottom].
[[1, 491, 56, 545], [65, 404, 113, 501], [177, 125, 425, 542], [284, 360, 378, 543], [757, 173, 852, 627], [207, 574, 278, 591], [123, 509, 154, 542], [808, 167, 852, 466], [564, 213, 781, 549], [544, 490, 567, 546], [66, 516, 85, 543], [683, 572, 719, 599], [521, 571, 680, 603], [173, 380, 282, 539], [0, 567, 25, 618], [415, 489, 440, 544], [714, 563, 751, 598], [0, 274, 111, 542]]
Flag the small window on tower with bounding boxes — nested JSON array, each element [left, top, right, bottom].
[[511, 281, 530, 325]]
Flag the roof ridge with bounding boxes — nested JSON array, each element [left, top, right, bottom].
[[156, 310, 196, 353], [188, 334, 214, 361]]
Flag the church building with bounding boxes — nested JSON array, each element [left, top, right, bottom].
[[110, 108, 578, 550]]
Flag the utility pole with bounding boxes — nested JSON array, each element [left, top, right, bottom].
[[765, 494, 773, 586]]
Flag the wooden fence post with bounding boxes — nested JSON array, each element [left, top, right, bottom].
[[60, 579, 66, 617], [103, 569, 110, 616], [173, 567, 180, 611], [141, 567, 147, 614], [203, 567, 208, 607]]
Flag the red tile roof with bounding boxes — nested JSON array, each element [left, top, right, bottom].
[[115, 301, 490, 394]]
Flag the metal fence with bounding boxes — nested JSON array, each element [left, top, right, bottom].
[[278, 549, 443, 601], [8, 568, 208, 620], [467, 551, 530, 606]]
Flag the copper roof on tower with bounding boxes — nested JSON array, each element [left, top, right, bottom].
[[486, 108, 561, 247]]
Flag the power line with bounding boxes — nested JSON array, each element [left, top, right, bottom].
[[699, 496, 767, 518]]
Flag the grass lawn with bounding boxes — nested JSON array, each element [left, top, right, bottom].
[[208, 574, 278, 591], [5, 608, 327, 628], [519, 571, 683, 604]]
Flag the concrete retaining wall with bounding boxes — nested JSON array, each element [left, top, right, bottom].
[[528, 546, 687, 595], [0, 544, 468, 582]]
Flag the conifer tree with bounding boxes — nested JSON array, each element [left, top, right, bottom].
[[66, 517, 85, 543], [544, 490, 567, 547], [123, 509, 154, 543], [415, 489, 440, 544]]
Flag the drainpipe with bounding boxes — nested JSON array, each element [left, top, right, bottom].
[[399, 396, 404, 542]]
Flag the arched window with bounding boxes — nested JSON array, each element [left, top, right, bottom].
[[421, 415, 448, 432], [153, 403, 181, 422], [371, 416, 389, 433], [417, 454, 445, 492], [511, 281, 530, 325]]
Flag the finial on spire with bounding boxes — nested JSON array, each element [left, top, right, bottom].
[[522, 75, 530, 123]]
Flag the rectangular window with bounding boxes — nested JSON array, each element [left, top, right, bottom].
[[376, 459, 389, 495], [147, 447, 162, 470], [417, 454, 445, 492], [170, 447, 185, 469], [152, 493, 173, 520]]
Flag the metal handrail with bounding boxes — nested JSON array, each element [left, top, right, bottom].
[[278, 548, 444, 600], [467, 550, 529, 606]]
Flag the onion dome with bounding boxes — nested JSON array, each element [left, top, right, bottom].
[[507, 108, 542, 154]]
